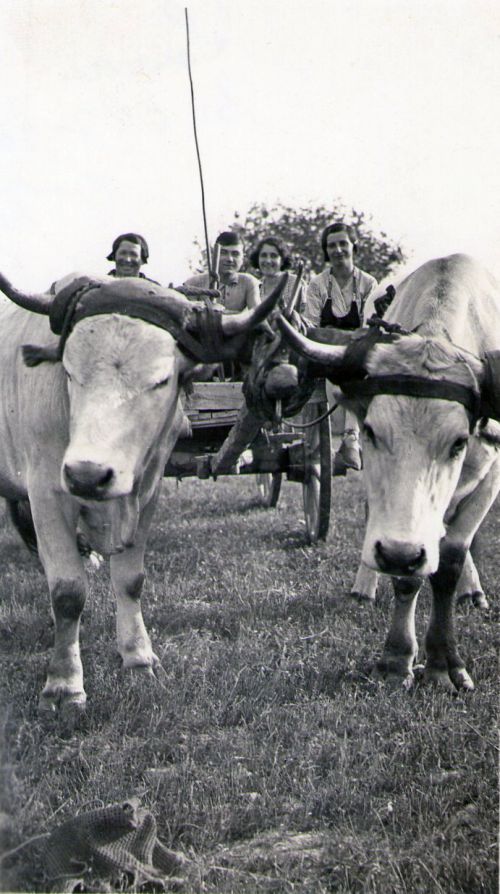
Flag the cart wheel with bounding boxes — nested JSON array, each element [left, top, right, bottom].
[[256, 472, 282, 508], [302, 401, 332, 542]]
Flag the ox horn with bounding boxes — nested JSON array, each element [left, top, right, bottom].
[[220, 273, 289, 336], [276, 314, 353, 368], [0, 273, 51, 314]]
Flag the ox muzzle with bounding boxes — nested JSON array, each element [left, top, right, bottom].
[[374, 539, 427, 577], [63, 460, 116, 500]]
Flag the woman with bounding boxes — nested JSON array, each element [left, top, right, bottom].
[[249, 236, 306, 312], [106, 232, 160, 284], [304, 222, 378, 475]]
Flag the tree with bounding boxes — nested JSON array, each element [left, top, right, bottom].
[[194, 201, 406, 282]]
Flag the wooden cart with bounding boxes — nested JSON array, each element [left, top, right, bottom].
[[164, 380, 333, 542]]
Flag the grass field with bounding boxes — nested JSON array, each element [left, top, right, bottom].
[[0, 471, 498, 893]]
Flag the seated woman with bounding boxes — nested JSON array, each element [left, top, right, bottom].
[[106, 232, 160, 283], [304, 222, 377, 475], [249, 236, 306, 314]]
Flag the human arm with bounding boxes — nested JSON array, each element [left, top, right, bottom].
[[359, 272, 378, 324], [183, 273, 209, 289], [301, 276, 325, 328], [245, 274, 261, 309]]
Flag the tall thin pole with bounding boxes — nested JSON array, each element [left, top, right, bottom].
[[185, 8, 214, 284]]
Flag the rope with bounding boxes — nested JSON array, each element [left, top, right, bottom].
[[281, 401, 339, 430], [185, 8, 213, 282]]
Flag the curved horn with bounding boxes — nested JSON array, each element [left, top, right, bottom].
[[276, 314, 352, 368], [0, 272, 51, 314], [220, 272, 289, 336]]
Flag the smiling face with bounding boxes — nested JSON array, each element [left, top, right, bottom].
[[114, 240, 144, 278], [258, 242, 283, 277], [218, 243, 244, 278], [325, 230, 355, 278]]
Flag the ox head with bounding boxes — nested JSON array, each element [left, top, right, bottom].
[[278, 316, 488, 577], [0, 272, 287, 506]]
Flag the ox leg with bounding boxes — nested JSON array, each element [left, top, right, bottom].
[[110, 493, 162, 678], [29, 490, 87, 717], [376, 578, 421, 688], [426, 462, 500, 690], [426, 544, 471, 691], [456, 550, 489, 610], [350, 562, 378, 602]]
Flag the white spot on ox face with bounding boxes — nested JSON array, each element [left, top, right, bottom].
[[61, 315, 188, 500], [360, 394, 470, 576]]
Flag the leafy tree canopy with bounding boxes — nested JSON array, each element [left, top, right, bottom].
[[194, 201, 406, 282]]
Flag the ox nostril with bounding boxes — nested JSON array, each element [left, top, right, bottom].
[[407, 548, 426, 572], [97, 468, 114, 488], [375, 540, 426, 575], [64, 462, 115, 498]]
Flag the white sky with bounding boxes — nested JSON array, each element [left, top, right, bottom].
[[1, 0, 499, 288]]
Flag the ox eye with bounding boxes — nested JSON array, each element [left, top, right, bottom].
[[363, 422, 376, 446], [449, 436, 468, 459]]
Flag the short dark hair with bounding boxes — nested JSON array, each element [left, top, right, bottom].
[[215, 231, 244, 248], [321, 222, 358, 262], [249, 236, 292, 272], [107, 233, 149, 263]]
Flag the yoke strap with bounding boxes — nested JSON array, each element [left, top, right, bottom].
[[480, 350, 500, 422], [72, 298, 217, 362], [341, 374, 481, 428], [23, 281, 230, 366]]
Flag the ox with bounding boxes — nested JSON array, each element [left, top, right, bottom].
[[0, 270, 286, 718], [278, 254, 500, 690]]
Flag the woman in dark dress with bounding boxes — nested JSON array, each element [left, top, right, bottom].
[[304, 223, 377, 475]]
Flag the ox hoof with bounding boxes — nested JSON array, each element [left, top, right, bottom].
[[125, 659, 167, 690], [472, 591, 489, 610], [350, 590, 376, 604], [422, 668, 456, 692], [423, 667, 474, 692], [449, 668, 475, 692], [38, 691, 87, 723], [386, 672, 415, 692], [373, 664, 415, 691], [457, 590, 489, 610]]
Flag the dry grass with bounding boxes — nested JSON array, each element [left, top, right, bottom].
[[0, 474, 498, 892]]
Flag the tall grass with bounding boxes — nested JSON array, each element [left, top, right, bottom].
[[0, 476, 498, 892]]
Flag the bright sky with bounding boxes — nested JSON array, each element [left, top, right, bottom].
[[1, 0, 499, 289]]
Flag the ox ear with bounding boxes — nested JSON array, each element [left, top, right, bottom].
[[276, 315, 354, 381]]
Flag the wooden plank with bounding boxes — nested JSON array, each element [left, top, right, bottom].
[[189, 414, 240, 429], [184, 381, 244, 412], [184, 380, 325, 412]]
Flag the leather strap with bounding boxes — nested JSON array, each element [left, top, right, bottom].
[[341, 374, 481, 429]]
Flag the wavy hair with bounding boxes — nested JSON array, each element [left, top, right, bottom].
[[249, 236, 292, 272]]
